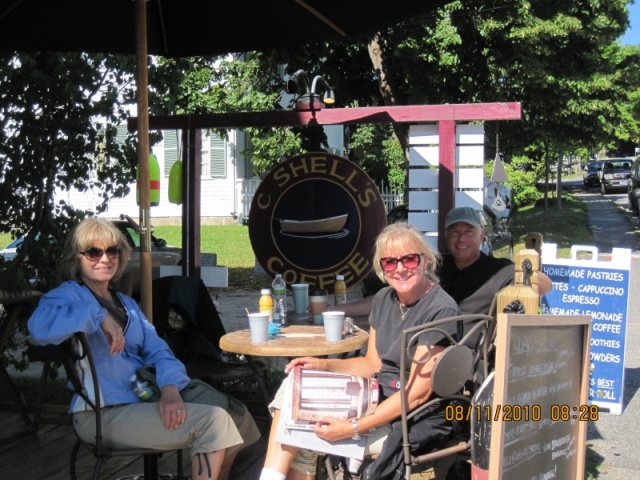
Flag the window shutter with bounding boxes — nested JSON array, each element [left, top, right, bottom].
[[209, 134, 226, 178], [164, 131, 179, 177]]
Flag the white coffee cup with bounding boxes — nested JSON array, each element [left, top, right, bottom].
[[322, 311, 345, 342], [248, 312, 270, 343]]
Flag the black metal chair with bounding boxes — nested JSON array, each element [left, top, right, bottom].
[[25, 343, 70, 432], [398, 313, 495, 479], [151, 276, 270, 415], [59, 332, 185, 480]]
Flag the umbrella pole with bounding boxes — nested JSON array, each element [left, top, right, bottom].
[[135, 0, 153, 320]]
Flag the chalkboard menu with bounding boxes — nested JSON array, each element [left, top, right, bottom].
[[489, 314, 591, 480]]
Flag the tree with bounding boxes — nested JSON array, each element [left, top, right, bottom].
[[0, 52, 139, 290], [243, 0, 637, 210]]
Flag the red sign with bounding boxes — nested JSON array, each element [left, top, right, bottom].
[[249, 152, 386, 293]]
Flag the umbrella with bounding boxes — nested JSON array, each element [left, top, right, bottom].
[[0, 0, 450, 317], [0, 1, 447, 57]]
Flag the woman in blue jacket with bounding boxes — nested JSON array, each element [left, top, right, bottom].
[[28, 217, 259, 480]]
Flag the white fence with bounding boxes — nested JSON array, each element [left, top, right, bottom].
[[378, 180, 403, 213]]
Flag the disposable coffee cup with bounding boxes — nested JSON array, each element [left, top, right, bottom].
[[248, 312, 270, 343], [291, 283, 309, 315], [323, 311, 345, 342], [309, 289, 328, 324]]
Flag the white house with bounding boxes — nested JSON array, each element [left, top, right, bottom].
[[56, 125, 345, 225]]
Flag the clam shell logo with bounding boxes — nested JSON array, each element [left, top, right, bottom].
[[249, 152, 386, 293]]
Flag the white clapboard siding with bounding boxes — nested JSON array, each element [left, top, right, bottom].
[[407, 123, 485, 248]]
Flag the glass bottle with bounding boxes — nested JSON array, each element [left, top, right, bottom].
[[334, 274, 347, 305]]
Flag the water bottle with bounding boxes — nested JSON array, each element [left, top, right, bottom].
[[272, 273, 287, 325], [259, 288, 274, 322], [129, 373, 155, 401], [334, 274, 347, 305]]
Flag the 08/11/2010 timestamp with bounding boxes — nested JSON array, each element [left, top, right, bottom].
[[445, 404, 600, 422]]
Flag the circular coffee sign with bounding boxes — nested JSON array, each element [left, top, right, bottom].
[[249, 152, 386, 293]]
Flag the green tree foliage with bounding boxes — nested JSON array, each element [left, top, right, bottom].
[[234, 0, 638, 201], [0, 52, 139, 290]]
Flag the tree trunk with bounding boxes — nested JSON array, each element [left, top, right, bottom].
[[367, 33, 410, 201], [556, 149, 563, 210]]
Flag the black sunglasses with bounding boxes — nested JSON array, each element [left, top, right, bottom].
[[80, 246, 121, 261], [379, 253, 423, 272]]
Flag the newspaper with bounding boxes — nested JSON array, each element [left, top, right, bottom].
[[274, 368, 379, 459]]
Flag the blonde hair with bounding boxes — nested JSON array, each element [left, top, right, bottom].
[[59, 218, 131, 283], [372, 223, 439, 283]]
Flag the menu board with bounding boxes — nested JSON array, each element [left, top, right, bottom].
[[541, 244, 631, 415], [489, 314, 591, 480]]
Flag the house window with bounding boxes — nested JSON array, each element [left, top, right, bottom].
[[204, 133, 227, 178], [161, 130, 226, 179]]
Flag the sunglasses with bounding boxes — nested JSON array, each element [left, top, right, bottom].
[[80, 246, 121, 261], [379, 253, 423, 272]]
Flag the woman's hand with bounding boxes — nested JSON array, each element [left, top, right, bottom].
[[100, 314, 125, 355], [158, 385, 187, 430], [284, 356, 328, 374], [313, 417, 354, 442]]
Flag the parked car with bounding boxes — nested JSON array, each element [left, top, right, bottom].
[[627, 157, 640, 216], [597, 158, 633, 194], [0, 215, 182, 296], [582, 161, 603, 188]]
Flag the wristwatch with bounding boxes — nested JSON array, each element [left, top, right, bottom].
[[351, 418, 361, 440]]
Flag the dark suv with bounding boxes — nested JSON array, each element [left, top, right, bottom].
[[598, 158, 633, 194], [582, 161, 602, 188], [627, 157, 640, 216]]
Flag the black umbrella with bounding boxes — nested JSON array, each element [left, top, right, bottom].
[[0, 0, 449, 316], [0, 0, 445, 57]]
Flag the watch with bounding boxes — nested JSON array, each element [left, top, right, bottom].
[[351, 418, 361, 440]]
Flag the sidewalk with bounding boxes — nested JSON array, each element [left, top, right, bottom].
[[566, 188, 640, 479]]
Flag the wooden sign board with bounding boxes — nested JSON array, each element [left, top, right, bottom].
[[489, 314, 592, 479]]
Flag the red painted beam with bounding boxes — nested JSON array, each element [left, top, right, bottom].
[[128, 103, 521, 131], [438, 121, 456, 254]]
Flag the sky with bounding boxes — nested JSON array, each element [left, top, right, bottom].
[[621, 2, 639, 45]]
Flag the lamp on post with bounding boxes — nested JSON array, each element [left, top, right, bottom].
[[287, 69, 335, 111]]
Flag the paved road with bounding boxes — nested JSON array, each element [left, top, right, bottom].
[[564, 181, 640, 478]]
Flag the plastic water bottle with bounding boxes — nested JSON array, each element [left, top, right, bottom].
[[334, 274, 347, 305], [129, 373, 155, 401], [272, 273, 287, 325]]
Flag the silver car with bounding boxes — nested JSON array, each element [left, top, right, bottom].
[[597, 158, 633, 194]]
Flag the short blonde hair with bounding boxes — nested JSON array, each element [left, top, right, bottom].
[[59, 218, 131, 283], [372, 223, 439, 283]]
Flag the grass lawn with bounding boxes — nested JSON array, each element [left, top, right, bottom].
[[1, 189, 592, 289]]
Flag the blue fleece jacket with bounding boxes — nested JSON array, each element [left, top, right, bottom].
[[28, 281, 190, 413]]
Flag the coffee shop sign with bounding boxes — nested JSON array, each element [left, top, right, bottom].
[[248, 152, 386, 292]]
